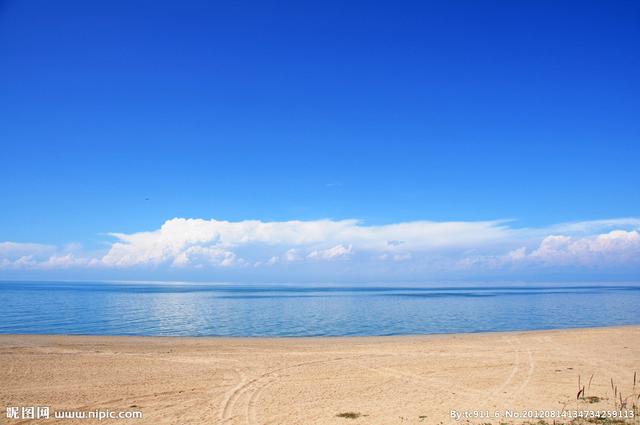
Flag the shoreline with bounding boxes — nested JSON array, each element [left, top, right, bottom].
[[0, 323, 640, 342], [2, 326, 639, 424], [1, 323, 639, 341]]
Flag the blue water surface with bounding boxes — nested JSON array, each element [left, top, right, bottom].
[[0, 281, 638, 336]]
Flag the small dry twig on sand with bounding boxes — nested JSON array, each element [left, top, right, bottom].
[[336, 412, 362, 419]]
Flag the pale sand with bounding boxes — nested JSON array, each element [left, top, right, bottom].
[[1, 327, 639, 425]]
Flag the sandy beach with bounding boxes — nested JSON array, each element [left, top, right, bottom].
[[1, 326, 639, 424]]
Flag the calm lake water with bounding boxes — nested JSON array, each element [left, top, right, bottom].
[[0, 281, 638, 337]]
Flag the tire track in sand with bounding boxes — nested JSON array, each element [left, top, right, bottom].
[[219, 357, 344, 424]]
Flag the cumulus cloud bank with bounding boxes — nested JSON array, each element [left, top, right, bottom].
[[1, 217, 639, 277], [458, 229, 640, 271], [100, 218, 513, 268]]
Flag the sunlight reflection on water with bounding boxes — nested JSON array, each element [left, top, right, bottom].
[[1, 282, 638, 336]]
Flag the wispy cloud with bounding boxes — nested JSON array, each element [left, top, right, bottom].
[[0, 241, 55, 257]]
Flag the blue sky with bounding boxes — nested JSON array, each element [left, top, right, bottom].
[[1, 1, 639, 282]]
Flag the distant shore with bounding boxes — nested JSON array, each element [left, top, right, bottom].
[[1, 326, 639, 424]]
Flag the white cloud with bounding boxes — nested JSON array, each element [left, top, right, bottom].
[[458, 229, 640, 270], [527, 229, 640, 266], [97, 217, 514, 268], [545, 218, 640, 235], [0, 253, 92, 270], [172, 246, 238, 268], [39, 254, 94, 269], [1, 217, 639, 277], [307, 244, 352, 260], [0, 241, 55, 258], [0, 241, 95, 270], [283, 249, 299, 262]]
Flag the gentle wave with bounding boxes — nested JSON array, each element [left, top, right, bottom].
[[0, 281, 638, 336]]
